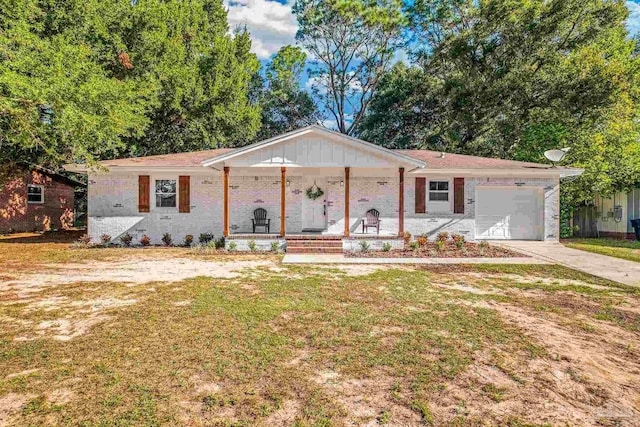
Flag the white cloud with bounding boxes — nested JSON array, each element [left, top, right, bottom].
[[225, 0, 298, 59], [626, 1, 640, 36]]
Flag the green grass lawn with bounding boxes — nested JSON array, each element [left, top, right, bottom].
[[1, 239, 639, 426], [563, 238, 640, 263]]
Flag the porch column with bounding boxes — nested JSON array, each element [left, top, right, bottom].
[[223, 166, 230, 237], [344, 167, 350, 237], [280, 167, 286, 237], [398, 167, 405, 236]]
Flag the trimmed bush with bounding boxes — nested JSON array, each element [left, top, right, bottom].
[[359, 240, 370, 252], [436, 231, 449, 242], [382, 242, 392, 252], [227, 241, 237, 251], [161, 233, 172, 246], [140, 234, 151, 246], [100, 234, 111, 247], [199, 233, 214, 244], [119, 232, 133, 247], [184, 234, 194, 247], [270, 241, 280, 252], [248, 239, 257, 252], [78, 234, 91, 245]]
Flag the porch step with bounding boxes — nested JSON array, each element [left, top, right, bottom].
[[286, 246, 343, 254], [286, 240, 343, 248], [285, 236, 343, 253]]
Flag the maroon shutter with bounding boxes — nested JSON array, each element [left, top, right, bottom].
[[179, 176, 190, 213], [454, 177, 465, 214], [415, 177, 426, 213], [138, 175, 150, 213]]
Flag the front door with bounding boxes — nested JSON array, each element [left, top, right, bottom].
[[302, 177, 327, 231]]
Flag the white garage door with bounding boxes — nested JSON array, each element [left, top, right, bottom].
[[475, 187, 543, 240]]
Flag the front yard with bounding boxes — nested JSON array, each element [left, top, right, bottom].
[[1, 232, 639, 426], [563, 238, 640, 263]]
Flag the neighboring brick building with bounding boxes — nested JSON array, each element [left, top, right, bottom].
[[0, 164, 78, 234]]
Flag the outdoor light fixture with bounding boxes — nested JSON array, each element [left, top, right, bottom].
[[286, 180, 290, 186], [340, 180, 344, 186]]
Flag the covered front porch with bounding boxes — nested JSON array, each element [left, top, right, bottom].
[[220, 166, 406, 238]]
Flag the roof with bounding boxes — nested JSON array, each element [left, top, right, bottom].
[[65, 126, 580, 176], [97, 148, 234, 167], [396, 150, 553, 170]]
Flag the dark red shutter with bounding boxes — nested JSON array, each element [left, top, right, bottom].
[[415, 177, 426, 213], [179, 175, 190, 213], [454, 177, 465, 214], [138, 175, 150, 213]]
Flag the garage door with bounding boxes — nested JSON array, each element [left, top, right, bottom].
[[475, 187, 543, 240]]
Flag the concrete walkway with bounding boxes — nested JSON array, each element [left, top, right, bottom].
[[282, 254, 547, 265], [497, 241, 640, 286]]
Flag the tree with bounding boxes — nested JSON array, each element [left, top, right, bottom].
[[0, 0, 262, 167], [0, 0, 151, 168], [293, 0, 405, 135], [358, 0, 640, 204], [255, 46, 321, 141]]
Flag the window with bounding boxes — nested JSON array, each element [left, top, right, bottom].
[[429, 181, 449, 202], [27, 185, 44, 204], [155, 179, 176, 208]]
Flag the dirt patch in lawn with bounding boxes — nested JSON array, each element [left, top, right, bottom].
[[450, 300, 640, 426], [1, 258, 275, 296]]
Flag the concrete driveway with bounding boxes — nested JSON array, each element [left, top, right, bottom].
[[498, 241, 640, 286]]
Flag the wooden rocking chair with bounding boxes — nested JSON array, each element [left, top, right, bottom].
[[252, 208, 271, 233], [362, 209, 381, 234]]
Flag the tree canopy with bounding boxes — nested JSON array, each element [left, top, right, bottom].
[[0, 0, 260, 167], [254, 45, 321, 141], [357, 0, 640, 203]]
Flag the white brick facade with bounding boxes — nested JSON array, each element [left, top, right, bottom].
[[87, 170, 559, 244]]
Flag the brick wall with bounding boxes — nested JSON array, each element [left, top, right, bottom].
[[88, 171, 223, 244], [86, 169, 560, 242], [0, 167, 75, 234]]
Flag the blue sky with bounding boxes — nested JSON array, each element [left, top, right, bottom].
[[228, 0, 640, 63]]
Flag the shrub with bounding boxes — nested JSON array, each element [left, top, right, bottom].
[[100, 234, 112, 247], [184, 234, 194, 247], [403, 231, 412, 246], [140, 234, 151, 246], [451, 233, 465, 249], [161, 233, 172, 246], [409, 241, 419, 251], [119, 232, 133, 247], [199, 233, 214, 244], [270, 241, 280, 252], [214, 237, 225, 249], [78, 234, 91, 245], [436, 231, 449, 242], [382, 242, 392, 252], [435, 240, 445, 252], [248, 239, 257, 252], [228, 241, 237, 251], [479, 240, 490, 249], [359, 240, 370, 252], [417, 235, 428, 248]]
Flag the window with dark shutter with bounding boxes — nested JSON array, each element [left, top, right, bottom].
[[454, 178, 465, 214], [415, 177, 426, 213], [179, 176, 190, 213], [138, 175, 150, 213]]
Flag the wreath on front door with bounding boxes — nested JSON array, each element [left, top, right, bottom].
[[305, 181, 324, 200]]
